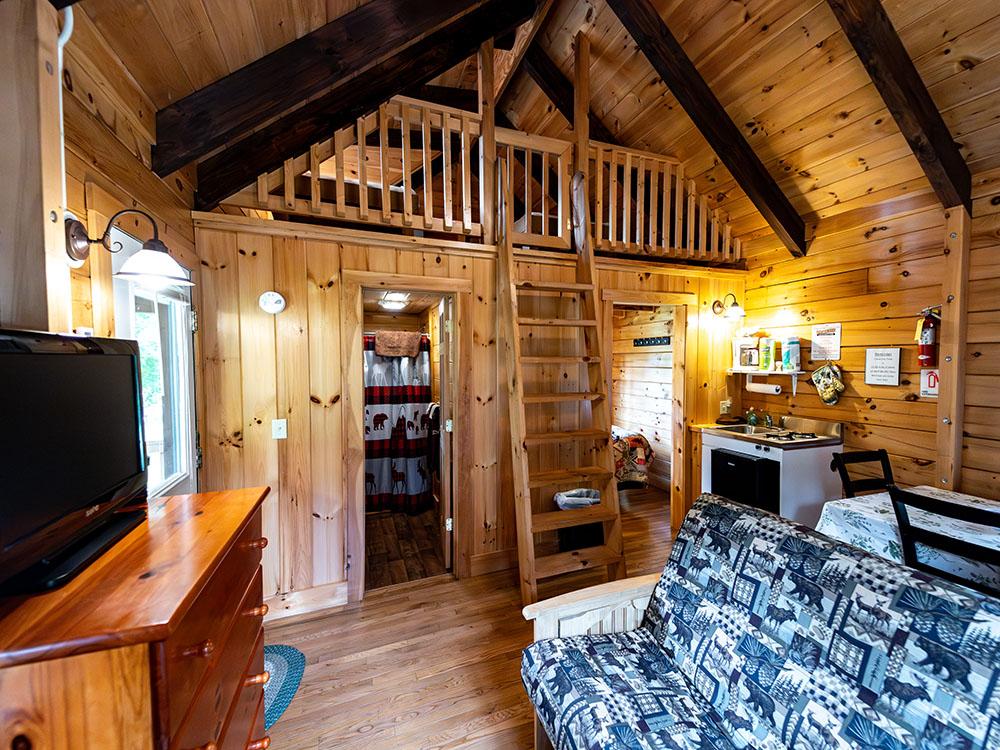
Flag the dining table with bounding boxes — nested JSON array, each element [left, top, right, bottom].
[[816, 485, 1000, 592]]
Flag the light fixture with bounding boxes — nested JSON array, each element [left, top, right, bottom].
[[712, 292, 745, 321], [378, 291, 409, 311], [65, 209, 193, 289]]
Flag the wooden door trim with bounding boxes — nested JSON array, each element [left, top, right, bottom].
[[341, 274, 473, 603], [600, 288, 692, 530]]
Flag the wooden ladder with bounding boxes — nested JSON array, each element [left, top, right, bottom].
[[498, 164, 625, 605]]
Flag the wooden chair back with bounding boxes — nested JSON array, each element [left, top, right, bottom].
[[889, 484, 1000, 597], [830, 449, 894, 498]]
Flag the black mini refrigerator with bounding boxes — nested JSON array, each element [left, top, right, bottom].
[[710, 448, 781, 514]]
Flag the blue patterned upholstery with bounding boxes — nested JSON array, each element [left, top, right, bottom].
[[522, 494, 1000, 750]]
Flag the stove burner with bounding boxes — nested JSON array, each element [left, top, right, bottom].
[[770, 431, 819, 442]]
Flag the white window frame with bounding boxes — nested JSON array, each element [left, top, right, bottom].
[[111, 228, 198, 498]]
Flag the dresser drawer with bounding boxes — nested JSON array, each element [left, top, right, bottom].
[[219, 634, 268, 750], [163, 509, 265, 740], [173, 569, 265, 750]]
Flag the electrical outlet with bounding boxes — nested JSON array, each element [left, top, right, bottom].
[[272, 419, 288, 439], [719, 399, 732, 415]]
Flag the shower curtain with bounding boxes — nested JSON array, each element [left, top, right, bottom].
[[363, 333, 434, 514]]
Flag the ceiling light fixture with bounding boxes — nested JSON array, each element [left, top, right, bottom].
[[65, 209, 193, 290], [712, 292, 745, 321], [378, 299, 407, 311]]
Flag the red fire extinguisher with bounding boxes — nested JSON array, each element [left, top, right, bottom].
[[917, 306, 940, 368]]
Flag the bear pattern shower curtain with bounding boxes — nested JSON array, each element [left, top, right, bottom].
[[363, 334, 434, 514]]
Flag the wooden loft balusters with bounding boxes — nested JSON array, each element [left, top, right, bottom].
[[498, 156, 625, 605]]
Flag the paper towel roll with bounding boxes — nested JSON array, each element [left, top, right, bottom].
[[746, 382, 782, 395]]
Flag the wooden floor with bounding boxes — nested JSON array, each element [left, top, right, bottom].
[[265, 486, 672, 750], [365, 507, 447, 591]]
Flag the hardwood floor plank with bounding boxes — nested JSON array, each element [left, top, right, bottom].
[[268, 488, 671, 748]]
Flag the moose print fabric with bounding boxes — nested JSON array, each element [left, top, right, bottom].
[[522, 495, 1000, 750], [363, 333, 433, 514]]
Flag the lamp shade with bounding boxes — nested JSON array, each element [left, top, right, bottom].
[[114, 238, 192, 289]]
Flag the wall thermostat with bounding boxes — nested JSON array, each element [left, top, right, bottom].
[[258, 291, 286, 314]]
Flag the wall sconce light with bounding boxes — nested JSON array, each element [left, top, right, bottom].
[[712, 292, 745, 321], [65, 209, 193, 290]]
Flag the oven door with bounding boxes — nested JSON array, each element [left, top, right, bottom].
[[710, 448, 780, 514]]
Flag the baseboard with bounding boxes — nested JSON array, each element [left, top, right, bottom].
[[264, 580, 349, 625], [470, 548, 518, 577]]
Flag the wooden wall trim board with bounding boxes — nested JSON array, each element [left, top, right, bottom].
[[936, 208, 971, 490], [341, 272, 473, 601], [0, 0, 71, 332]]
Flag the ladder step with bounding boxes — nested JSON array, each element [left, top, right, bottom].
[[524, 428, 609, 445], [523, 391, 605, 404], [516, 280, 594, 293], [528, 465, 613, 488], [521, 355, 602, 365], [518, 317, 598, 327], [535, 545, 624, 579], [532, 505, 619, 532]]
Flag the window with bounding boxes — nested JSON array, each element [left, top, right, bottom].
[[112, 228, 198, 497]]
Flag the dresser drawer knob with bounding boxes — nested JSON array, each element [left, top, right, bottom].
[[182, 639, 215, 659], [246, 738, 270, 750], [243, 603, 269, 618], [189, 743, 217, 750], [244, 670, 270, 687], [244, 537, 268, 551]]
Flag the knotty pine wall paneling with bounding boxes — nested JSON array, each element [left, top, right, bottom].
[[742, 203, 947, 487], [962, 167, 1000, 499], [196, 219, 742, 611]]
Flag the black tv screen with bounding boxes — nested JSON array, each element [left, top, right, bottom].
[[0, 331, 147, 589]]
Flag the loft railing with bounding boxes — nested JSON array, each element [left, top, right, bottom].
[[588, 143, 741, 262], [222, 95, 740, 263], [228, 96, 483, 237]]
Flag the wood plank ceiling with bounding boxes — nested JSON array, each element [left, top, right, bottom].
[[80, 0, 1000, 256], [499, 0, 1000, 251]]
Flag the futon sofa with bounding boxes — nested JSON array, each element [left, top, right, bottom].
[[522, 494, 1000, 750]]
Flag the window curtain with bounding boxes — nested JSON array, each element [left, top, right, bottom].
[[363, 334, 433, 514]]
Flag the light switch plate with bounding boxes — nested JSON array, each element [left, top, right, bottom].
[[719, 399, 732, 415], [272, 419, 288, 439]]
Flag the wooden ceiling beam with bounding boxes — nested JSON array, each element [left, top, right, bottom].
[[520, 42, 618, 145], [826, 0, 971, 212], [606, 0, 806, 257], [196, 0, 538, 210], [154, 0, 512, 178]]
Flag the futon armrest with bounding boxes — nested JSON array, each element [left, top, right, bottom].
[[522, 574, 660, 640]]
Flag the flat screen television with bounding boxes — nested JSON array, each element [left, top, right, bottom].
[[0, 329, 148, 593]]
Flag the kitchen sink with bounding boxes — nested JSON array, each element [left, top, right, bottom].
[[713, 425, 778, 435]]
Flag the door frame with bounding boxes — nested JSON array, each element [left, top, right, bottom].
[[600, 288, 695, 530], [341, 270, 473, 602]]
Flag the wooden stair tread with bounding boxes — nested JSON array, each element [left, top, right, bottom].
[[531, 506, 619, 532], [527, 466, 613, 488], [523, 391, 605, 403], [520, 355, 602, 364], [515, 280, 594, 293], [517, 317, 598, 327], [534, 545, 624, 579], [524, 428, 609, 444]]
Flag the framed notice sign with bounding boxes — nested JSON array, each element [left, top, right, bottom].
[[811, 323, 842, 361], [864, 348, 901, 386]]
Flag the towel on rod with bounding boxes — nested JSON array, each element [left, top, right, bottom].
[[375, 330, 422, 357]]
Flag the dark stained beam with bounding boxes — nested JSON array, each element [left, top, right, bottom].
[[826, 0, 970, 212], [155, 0, 506, 177], [196, 0, 538, 210], [520, 43, 618, 145], [606, 0, 806, 257]]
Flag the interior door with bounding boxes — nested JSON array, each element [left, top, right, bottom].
[[439, 296, 454, 570]]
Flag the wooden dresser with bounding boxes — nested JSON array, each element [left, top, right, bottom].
[[0, 487, 272, 750]]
